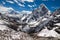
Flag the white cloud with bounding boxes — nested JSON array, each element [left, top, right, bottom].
[[21, 0, 34, 2], [7, 1, 14, 4], [28, 5, 32, 7], [18, 3, 25, 7], [28, 4, 36, 8], [32, 5, 34, 7], [32, 4, 36, 7], [2, 1, 5, 4], [14, 0, 34, 3], [51, 7, 60, 9], [0, 6, 14, 14], [28, 3, 36, 8], [6, 0, 14, 4], [14, 0, 18, 3], [21, 10, 32, 14], [6, 0, 34, 7], [14, 0, 25, 7]]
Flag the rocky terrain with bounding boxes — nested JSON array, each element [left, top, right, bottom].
[[0, 4, 60, 40], [0, 27, 60, 40], [0, 28, 60, 40]]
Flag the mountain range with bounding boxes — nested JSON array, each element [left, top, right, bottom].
[[0, 4, 60, 38]]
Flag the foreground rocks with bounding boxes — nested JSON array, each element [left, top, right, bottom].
[[0, 28, 60, 40], [0, 28, 33, 40]]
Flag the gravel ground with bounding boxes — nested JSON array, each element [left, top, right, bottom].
[[0, 28, 60, 40]]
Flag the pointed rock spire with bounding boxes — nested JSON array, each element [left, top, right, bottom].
[[32, 3, 51, 21], [40, 3, 48, 12]]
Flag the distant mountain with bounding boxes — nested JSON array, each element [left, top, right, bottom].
[[0, 6, 12, 14], [0, 5, 20, 14], [19, 4, 52, 33], [24, 4, 51, 23], [0, 4, 60, 38], [9, 10, 19, 14], [32, 4, 51, 20], [19, 4, 60, 35]]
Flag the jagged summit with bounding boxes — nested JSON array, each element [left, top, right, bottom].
[[40, 3, 45, 7], [33, 4, 50, 15], [32, 4, 51, 21], [39, 3, 48, 9], [39, 3, 49, 12]]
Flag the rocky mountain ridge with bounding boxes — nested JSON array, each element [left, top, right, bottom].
[[0, 4, 60, 40]]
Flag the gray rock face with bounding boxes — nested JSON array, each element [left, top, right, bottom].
[[46, 8, 60, 34], [32, 4, 50, 21]]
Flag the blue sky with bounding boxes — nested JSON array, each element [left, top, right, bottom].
[[0, 0, 60, 12]]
